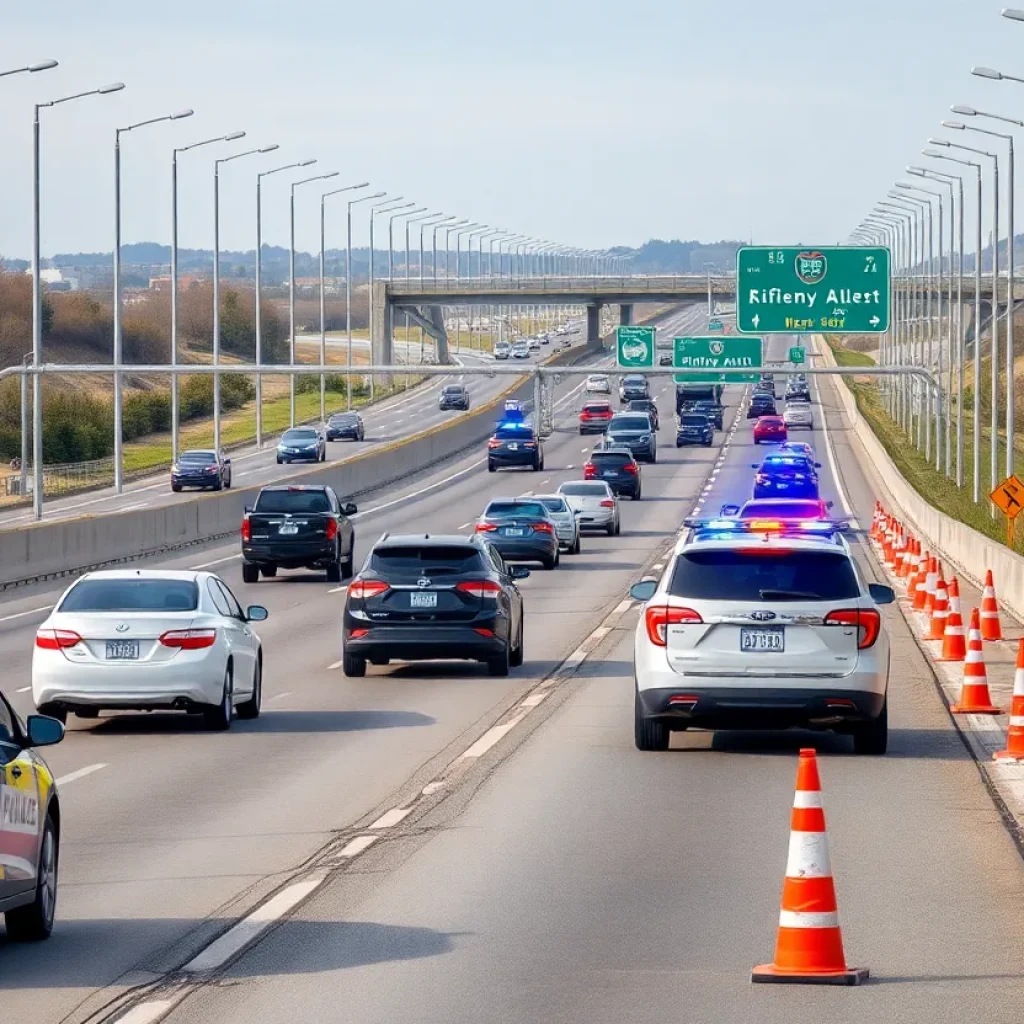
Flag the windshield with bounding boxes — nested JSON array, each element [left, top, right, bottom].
[[537, 497, 568, 513], [560, 482, 610, 496], [591, 451, 633, 465], [668, 550, 859, 602], [179, 451, 215, 464], [254, 490, 332, 514], [60, 578, 199, 612], [484, 501, 548, 519], [443, 386, 464, 394], [282, 429, 318, 442], [494, 426, 535, 440], [609, 416, 650, 431], [330, 414, 357, 424]]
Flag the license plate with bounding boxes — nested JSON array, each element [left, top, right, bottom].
[[409, 592, 438, 608], [106, 640, 139, 660], [504, 527, 526, 537], [740, 627, 784, 652], [279, 524, 299, 535], [507, 443, 518, 450]]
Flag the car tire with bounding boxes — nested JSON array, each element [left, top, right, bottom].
[[341, 539, 355, 579], [487, 643, 511, 677], [509, 621, 524, 667], [171, 483, 182, 493], [74, 708, 99, 719], [632, 489, 641, 501], [676, 441, 682, 448], [650, 449, 657, 464], [343, 651, 366, 677], [634, 692, 670, 751], [614, 518, 621, 535], [852, 698, 888, 755], [606, 521, 615, 536], [260, 564, 278, 578], [236, 656, 262, 720], [36, 703, 66, 725], [276, 456, 283, 464], [203, 667, 233, 731], [543, 555, 557, 570], [213, 478, 223, 491], [241, 561, 260, 584], [3, 812, 58, 941], [326, 557, 343, 584], [488, 462, 497, 473]]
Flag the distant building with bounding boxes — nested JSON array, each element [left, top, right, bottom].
[[24, 267, 79, 291], [149, 274, 205, 290]]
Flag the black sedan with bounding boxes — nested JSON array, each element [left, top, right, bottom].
[[276, 427, 326, 464], [681, 399, 724, 429], [747, 393, 777, 419], [487, 424, 545, 472], [475, 498, 561, 570], [439, 384, 470, 411], [583, 448, 642, 500], [603, 412, 657, 463], [676, 413, 714, 447], [326, 412, 365, 441], [341, 533, 528, 678], [171, 449, 232, 492], [626, 398, 660, 431]]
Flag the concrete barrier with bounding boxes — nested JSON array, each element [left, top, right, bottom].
[[819, 337, 1024, 622], [0, 342, 593, 589]]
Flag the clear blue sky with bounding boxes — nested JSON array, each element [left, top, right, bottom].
[[0, 0, 1020, 260]]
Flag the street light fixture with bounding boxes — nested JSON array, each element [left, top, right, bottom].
[[30, 81, 125, 520], [0, 59, 58, 78], [113, 108, 194, 495], [254, 159, 318, 448]]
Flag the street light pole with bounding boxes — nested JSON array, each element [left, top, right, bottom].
[[388, 206, 427, 370], [31, 82, 125, 520], [114, 108, 193, 495], [345, 190, 385, 407], [369, 198, 412, 390]]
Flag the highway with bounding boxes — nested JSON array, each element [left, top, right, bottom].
[[5, 324, 1020, 1024]]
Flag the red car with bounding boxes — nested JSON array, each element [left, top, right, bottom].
[[753, 415, 787, 444], [579, 401, 614, 435]]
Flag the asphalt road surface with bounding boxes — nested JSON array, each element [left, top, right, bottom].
[[9, 324, 1017, 1024]]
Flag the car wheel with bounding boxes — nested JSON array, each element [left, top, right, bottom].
[[341, 539, 355, 579], [614, 518, 621, 535], [203, 666, 233, 731], [326, 556, 343, 584], [260, 564, 278, 578], [488, 462, 496, 473], [241, 561, 260, 584], [650, 449, 657, 464], [74, 708, 99, 719], [343, 651, 366, 677], [225, 473, 232, 489], [852, 698, 888, 755], [676, 441, 682, 448], [236, 655, 262, 720], [487, 643, 511, 677], [213, 478, 223, 491], [276, 456, 283, 464], [632, 489, 642, 501], [171, 483, 182, 493], [509, 620, 524, 668], [3, 812, 58, 941], [606, 521, 615, 536], [36, 703, 66, 725], [634, 691, 670, 751], [542, 555, 557, 570]]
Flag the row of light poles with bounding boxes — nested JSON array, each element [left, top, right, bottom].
[[850, 6, 1024, 512]]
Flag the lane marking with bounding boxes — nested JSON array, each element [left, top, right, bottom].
[[520, 692, 548, 708], [16, 686, 30, 693], [368, 807, 412, 829], [327, 585, 348, 594], [338, 835, 378, 858], [811, 341, 853, 517], [55, 763, 108, 786], [0, 605, 51, 623], [327, 659, 343, 670], [116, 1001, 178, 1024], [184, 874, 327, 974], [458, 713, 528, 760], [268, 692, 292, 702], [191, 554, 240, 569]]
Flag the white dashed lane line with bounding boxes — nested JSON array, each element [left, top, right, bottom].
[[55, 763, 108, 786]]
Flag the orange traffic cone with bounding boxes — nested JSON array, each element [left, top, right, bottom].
[[951, 609, 1003, 715], [980, 569, 1004, 642], [893, 532, 907, 577], [883, 521, 897, 566], [922, 577, 949, 640], [937, 578, 967, 662], [909, 551, 929, 605], [923, 560, 941, 615], [994, 640, 1024, 762], [870, 505, 882, 542], [752, 749, 868, 987], [898, 537, 917, 579]]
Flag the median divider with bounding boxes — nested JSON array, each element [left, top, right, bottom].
[[0, 342, 594, 590]]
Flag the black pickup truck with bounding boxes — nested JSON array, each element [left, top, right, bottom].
[[241, 484, 357, 584]]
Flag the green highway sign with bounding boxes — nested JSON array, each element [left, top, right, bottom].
[[707, 318, 724, 333], [736, 246, 890, 334], [673, 336, 763, 384], [789, 346, 806, 364], [616, 325, 655, 369]]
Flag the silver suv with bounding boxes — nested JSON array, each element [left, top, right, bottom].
[[630, 523, 893, 754]]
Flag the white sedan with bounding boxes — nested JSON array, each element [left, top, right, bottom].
[[585, 374, 611, 394], [783, 403, 814, 429], [32, 569, 268, 730]]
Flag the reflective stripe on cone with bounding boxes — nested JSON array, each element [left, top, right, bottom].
[[994, 640, 1024, 761]]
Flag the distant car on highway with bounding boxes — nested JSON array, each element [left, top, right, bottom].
[[527, 337, 541, 352], [619, 374, 650, 403], [0, 688, 63, 940], [783, 403, 814, 430], [584, 448, 642, 500], [680, 398, 724, 430], [276, 426, 326, 464], [753, 415, 787, 444], [626, 398, 660, 431], [487, 422, 545, 472], [604, 412, 657, 463], [719, 497, 833, 521], [438, 383, 470, 411], [340, 533, 528, 678], [752, 453, 820, 499], [512, 339, 530, 359], [540, 333, 551, 345], [676, 412, 714, 447], [747, 392, 777, 419], [476, 498, 561, 570], [170, 449, 231, 492], [534, 494, 582, 554], [494, 340, 511, 360], [241, 484, 357, 583], [578, 400, 614, 434], [557, 480, 620, 536], [585, 374, 611, 394], [659, 353, 673, 366], [32, 569, 267, 730], [325, 412, 365, 442]]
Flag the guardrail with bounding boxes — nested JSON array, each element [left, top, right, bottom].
[[387, 275, 735, 295]]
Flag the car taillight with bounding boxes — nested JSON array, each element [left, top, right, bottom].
[[580, 412, 593, 419], [583, 463, 597, 478], [523, 441, 537, 448], [488, 439, 502, 448], [348, 579, 390, 600], [35, 628, 82, 650], [644, 606, 703, 646], [599, 499, 615, 508], [475, 522, 498, 532], [532, 522, 554, 534], [325, 518, 338, 540], [624, 463, 639, 474], [755, 474, 768, 484], [159, 628, 217, 650], [456, 580, 503, 598], [241, 515, 252, 542], [824, 608, 881, 649]]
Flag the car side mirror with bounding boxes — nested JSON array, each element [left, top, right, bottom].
[[629, 580, 658, 602], [244, 504, 253, 514], [869, 583, 895, 605], [814, 462, 822, 469], [720, 504, 740, 516], [826, 500, 834, 509], [750, 463, 759, 469], [343, 502, 358, 516], [223, 457, 231, 465], [246, 605, 269, 621], [25, 714, 64, 749], [511, 566, 531, 580]]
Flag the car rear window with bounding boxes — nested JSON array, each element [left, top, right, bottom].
[[668, 550, 859, 602], [370, 546, 485, 575], [254, 490, 332, 513], [494, 426, 536, 440], [537, 497, 569, 513], [485, 501, 547, 519], [60, 578, 199, 612], [763, 456, 813, 470], [560, 482, 609, 496], [179, 451, 215, 464], [591, 451, 633, 465], [681, 415, 708, 426], [584, 403, 611, 413], [610, 416, 650, 431]]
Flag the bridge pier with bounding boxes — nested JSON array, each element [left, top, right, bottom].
[[428, 306, 450, 363], [371, 281, 393, 383], [619, 304, 634, 326], [586, 304, 603, 349]]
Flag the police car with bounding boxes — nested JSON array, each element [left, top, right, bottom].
[[487, 410, 545, 472], [629, 518, 893, 755]]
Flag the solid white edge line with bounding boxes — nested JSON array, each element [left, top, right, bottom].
[[0, 605, 52, 623], [812, 338, 853, 517], [55, 763, 108, 786]]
